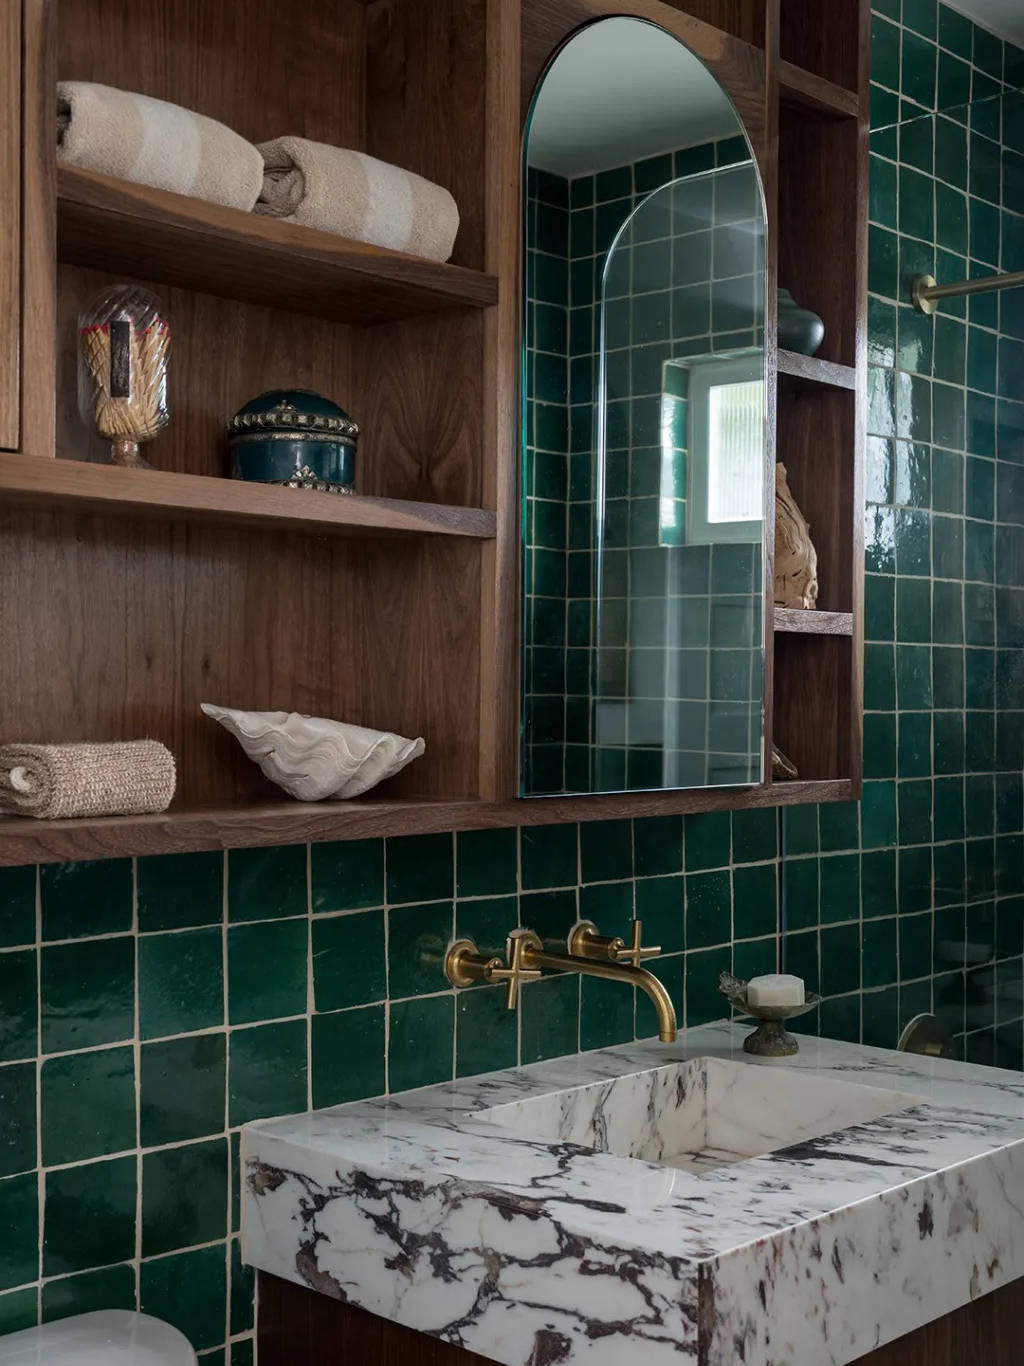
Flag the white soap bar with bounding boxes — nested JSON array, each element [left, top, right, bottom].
[[746, 973, 805, 1008]]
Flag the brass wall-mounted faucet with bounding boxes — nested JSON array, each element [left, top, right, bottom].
[[445, 918, 677, 1043]]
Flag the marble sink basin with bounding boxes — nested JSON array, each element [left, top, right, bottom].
[[473, 1054, 923, 1173]]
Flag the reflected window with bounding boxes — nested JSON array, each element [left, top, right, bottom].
[[682, 354, 763, 544]]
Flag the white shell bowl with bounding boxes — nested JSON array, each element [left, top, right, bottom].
[[201, 704, 425, 801]]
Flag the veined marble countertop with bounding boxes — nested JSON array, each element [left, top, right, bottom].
[[242, 1023, 1024, 1366]]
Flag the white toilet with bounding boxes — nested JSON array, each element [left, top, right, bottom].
[[0, 1311, 196, 1365]]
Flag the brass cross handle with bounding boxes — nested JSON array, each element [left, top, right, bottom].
[[612, 920, 661, 969], [568, 919, 661, 966], [487, 932, 543, 1010], [444, 935, 541, 1010]]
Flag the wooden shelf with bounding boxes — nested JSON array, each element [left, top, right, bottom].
[[56, 166, 499, 326], [779, 61, 859, 118], [777, 349, 857, 392], [0, 780, 860, 866], [0, 454, 497, 540], [774, 607, 854, 636]]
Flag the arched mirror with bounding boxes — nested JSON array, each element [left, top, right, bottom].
[[520, 17, 768, 798]]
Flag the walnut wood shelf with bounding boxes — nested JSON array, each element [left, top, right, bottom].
[[56, 166, 499, 326], [777, 350, 858, 392], [0, 454, 497, 540], [774, 607, 854, 636], [0, 779, 859, 866], [778, 61, 860, 119]]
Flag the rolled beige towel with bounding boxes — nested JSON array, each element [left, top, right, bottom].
[[57, 81, 263, 212], [0, 741, 176, 820], [256, 136, 460, 263]]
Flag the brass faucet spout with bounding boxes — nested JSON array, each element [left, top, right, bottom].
[[521, 942, 678, 1043]]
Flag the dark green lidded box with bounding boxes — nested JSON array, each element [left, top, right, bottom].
[[226, 389, 359, 493]]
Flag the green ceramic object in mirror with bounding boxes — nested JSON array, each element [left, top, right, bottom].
[[520, 17, 768, 798]]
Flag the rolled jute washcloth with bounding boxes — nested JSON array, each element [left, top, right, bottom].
[[0, 741, 176, 820], [255, 136, 460, 263], [57, 81, 264, 212]]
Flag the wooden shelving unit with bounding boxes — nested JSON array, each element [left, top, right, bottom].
[[57, 166, 499, 326], [0, 0, 868, 865], [0, 454, 497, 540]]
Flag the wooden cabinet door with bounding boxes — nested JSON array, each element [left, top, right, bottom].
[[0, 0, 21, 450]]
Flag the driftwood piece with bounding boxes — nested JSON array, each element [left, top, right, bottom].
[[774, 463, 818, 609]]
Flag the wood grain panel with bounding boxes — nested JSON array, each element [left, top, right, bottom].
[[56, 168, 498, 327], [365, 0, 488, 271], [779, 59, 860, 117], [0, 1, 21, 450], [0, 508, 482, 807], [779, 0, 861, 91], [657, 0, 766, 45], [58, 0, 367, 150], [777, 349, 857, 392], [774, 633, 851, 779], [774, 607, 853, 636]]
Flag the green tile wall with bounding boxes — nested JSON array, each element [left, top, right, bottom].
[[3, 1, 1024, 1360]]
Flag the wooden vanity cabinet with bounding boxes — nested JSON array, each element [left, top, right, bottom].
[[0, 0, 868, 867], [256, 1269, 1024, 1366]]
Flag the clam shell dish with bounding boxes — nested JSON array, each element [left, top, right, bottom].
[[201, 704, 425, 801]]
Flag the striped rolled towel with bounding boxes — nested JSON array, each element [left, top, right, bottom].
[[255, 136, 460, 263], [57, 81, 264, 212], [0, 741, 176, 820]]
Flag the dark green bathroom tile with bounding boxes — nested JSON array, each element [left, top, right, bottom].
[[138, 852, 223, 932], [0, 1063, 34, 1178], [455, 829, 518, 899], [863, 916, 898, 990], [931, 448, 964, 515], [44, 1155, 136, 1276], [782, 857, 818, 931], [579, 972, 635, 1052], [455, 895, 517, 964], [897, 578, 931, 641], [895, 507, 931, 577], [868, 223, 899, 299], [578, 881, 632, 935], [965, 587, 995, 647], [865, 643, 896, 711], [864, 713, 897, 781], [312, 910, 385, 1013], [142, 1138, 227, 1258], [935, 115, 968, 190], [0, 1291, 34, 1338], [899, 779, 934, 848], [782, 805, 819, 857], [228, 918, 307, 1026], [731, 809, 777, 864], [40, 859, 132, 942], [521, 973, 578, 1064], [42, 1264, 136, 1324], [684, 811, 731, 871], [933, 711, 965, 775], [0, 1173, 38, 1292], [820, 854, 861, 925], [228, 1019, 307, 1125], [900, 163, 935, 241], [866, 574, 896, 641], [41, 934, 134, 1054], [0, 950, 37, 1063], [862, 848, 898, 919], [820, 923, 862, 998], [312, 839, 384, 913], [903, 31, 938, 109], [685, 871, 730, 950], [897, 306, 934, 374], [388, 995, 454, 1092], [41, 1045, 135, 1165], [141, 1245, 227, 1354], [732, 864, 777, 941], [635, 876, 684, 954], [521, 824, 577, 890], [732, 937, 777, 985], [933, 515, 965, 580], [933, 383, 965, 452], [899, 711, 932, 777], [868, 295, 897, 368], [311, 1004, 385, 1108], [633, 816, 683, 876], [871, 16, 902, 94], [139, 927, 223, 1040], [819, 803, 861, 853], [140, 1033, 226, 1147], [456, 985, 518, 1078], [0, 867, 34, 949], [228, 845, 306, 923], [580, 819, 633, 884], [388, 901, 454, 1000], [966, 520, 994, 582], [230, 1237, 254, 1336], [862, 780, 898, 850], [900, 111, 933, 174], [685, 945, 731, 1028], [868, 368, 896, 441]]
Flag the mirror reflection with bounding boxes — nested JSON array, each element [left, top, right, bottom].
[[521, 17, 767, 797]]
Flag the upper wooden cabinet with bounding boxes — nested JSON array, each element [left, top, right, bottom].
[[0, 2, 22, 450], [0, 0, 868, 866]]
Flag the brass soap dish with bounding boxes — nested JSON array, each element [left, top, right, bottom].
[[718, 972, 821, 1057]]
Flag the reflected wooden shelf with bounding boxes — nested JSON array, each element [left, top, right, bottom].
[[0, 454, 497, 540], [777, 349, 858, 393], [0, 779, 859, 866], [56, 166, 499, 326], [779, 61, 859, 118], [774, 607, 854, 636]]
